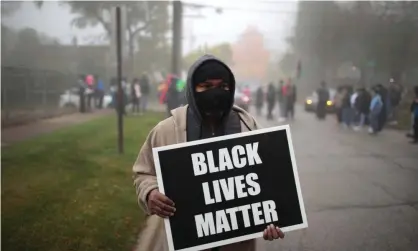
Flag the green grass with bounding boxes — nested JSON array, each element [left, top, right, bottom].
[[1, 112, 165, 251]]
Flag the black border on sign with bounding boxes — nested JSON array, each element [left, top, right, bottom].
[[152, 124, 308, 251]]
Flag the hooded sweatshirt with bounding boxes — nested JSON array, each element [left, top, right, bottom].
[[132, 55, 260, 251], [370, 94, 383, 115], [185, 55, 245, 141]]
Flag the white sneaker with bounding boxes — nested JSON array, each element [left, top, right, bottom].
[[368, 127, 374, 134], [353, 126, 361, 131]]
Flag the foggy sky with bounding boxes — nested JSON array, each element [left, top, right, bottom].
[[2, 0, 297, 57]]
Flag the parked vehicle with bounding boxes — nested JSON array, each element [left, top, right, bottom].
[[305, 88, 337, 113], [234, 91, 250, 111], [59, 88, 112, 109]]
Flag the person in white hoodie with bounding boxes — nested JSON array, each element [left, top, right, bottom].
[[350, 88, 359, 127], [131, 78, 142, 114]]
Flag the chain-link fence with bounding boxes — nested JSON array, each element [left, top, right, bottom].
[[1, 66, 78, 127]]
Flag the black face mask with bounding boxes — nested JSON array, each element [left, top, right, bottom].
[[195, 88, 230, 117]]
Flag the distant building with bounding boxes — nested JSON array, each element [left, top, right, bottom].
[[231, 26, 270, 83]]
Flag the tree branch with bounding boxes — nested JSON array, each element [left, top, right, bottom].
[[93, 11, 111, 36], [130, 23, 149, 38]]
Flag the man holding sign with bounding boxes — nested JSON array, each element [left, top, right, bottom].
[[133, 55, 284, 251]]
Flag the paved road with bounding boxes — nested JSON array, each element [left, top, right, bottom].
[[254, 107, 418, 251]]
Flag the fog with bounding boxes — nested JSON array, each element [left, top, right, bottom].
[[2, 0, 417, 125], [2, 2, 418, 251], [1, 1, 296, 123]]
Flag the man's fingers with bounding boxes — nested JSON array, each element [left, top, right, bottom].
[[152, 206, 172, 218], [157, 207, 173, 217], [262, 225, 284, 241], [267, 225, 274, 241], [263, 229, 268, 240], [157, 193, 175, 206], [270, 224, 279, 239], [154, 199, 176, 214], [276, 226, 285, 239]]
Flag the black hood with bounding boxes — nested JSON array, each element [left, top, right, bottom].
[[186, 54, 236, 121]]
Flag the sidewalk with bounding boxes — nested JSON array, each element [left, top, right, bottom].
[[1, 109, 112, 146], [1, 103, 167, 147]]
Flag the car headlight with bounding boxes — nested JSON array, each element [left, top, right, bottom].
[[306, 99, 312, 105], [327, 100, 332, 106]]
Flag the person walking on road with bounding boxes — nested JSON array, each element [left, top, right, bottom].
[[341, 86, 353, 128], [350, 87, 360, 126], [277, 80, 286, 122], [376, 84, 388, 132], [315, 81, 330, 120], [133, 55, 285, 251], [266, 82, 276, 120], [409, 86, 418, 144], [387, 80, 402, 125], [139, 73, 150, 113], [353, 88, 371, 131], [334, 86, 345, 124], [369, 87, 383, 135], [255, 85, 264, 116], [283, 79, 297, 121]]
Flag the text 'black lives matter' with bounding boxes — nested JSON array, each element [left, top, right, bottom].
[[152, 125, 308, 251]]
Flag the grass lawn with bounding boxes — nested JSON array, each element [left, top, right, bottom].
[[1, 112, 165, 251]]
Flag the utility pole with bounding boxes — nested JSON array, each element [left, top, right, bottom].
[[172, 1, 183, 77], [116, 6, 124, 154]]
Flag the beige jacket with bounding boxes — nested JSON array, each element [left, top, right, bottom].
[[133, 105, 261, 251]]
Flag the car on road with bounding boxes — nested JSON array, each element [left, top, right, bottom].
[[234, 91, 250, 112], [305, 88, 337, 113], [59, 88, 113, 109]]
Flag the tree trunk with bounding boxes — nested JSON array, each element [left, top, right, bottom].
[[128, 30, 135, 78]]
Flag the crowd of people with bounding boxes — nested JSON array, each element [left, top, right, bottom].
[[332, 81, 418, 144], [157, 74, 187, 117], [77, 74, 106, 113], [77, 73, 152, 115], [249, 77, 417, 144], [108, 73, 151, 115], [78, 70, 417, 144], [78, 71, 190, 118], [254, 79, 298, 122], [129, 74, 151, 115]]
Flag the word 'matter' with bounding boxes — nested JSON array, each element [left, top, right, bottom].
[[194, 200, 278, 238]]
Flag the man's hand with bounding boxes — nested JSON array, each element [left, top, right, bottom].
[[147, 189, 176, 218], [263, 224, 285, 241]]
